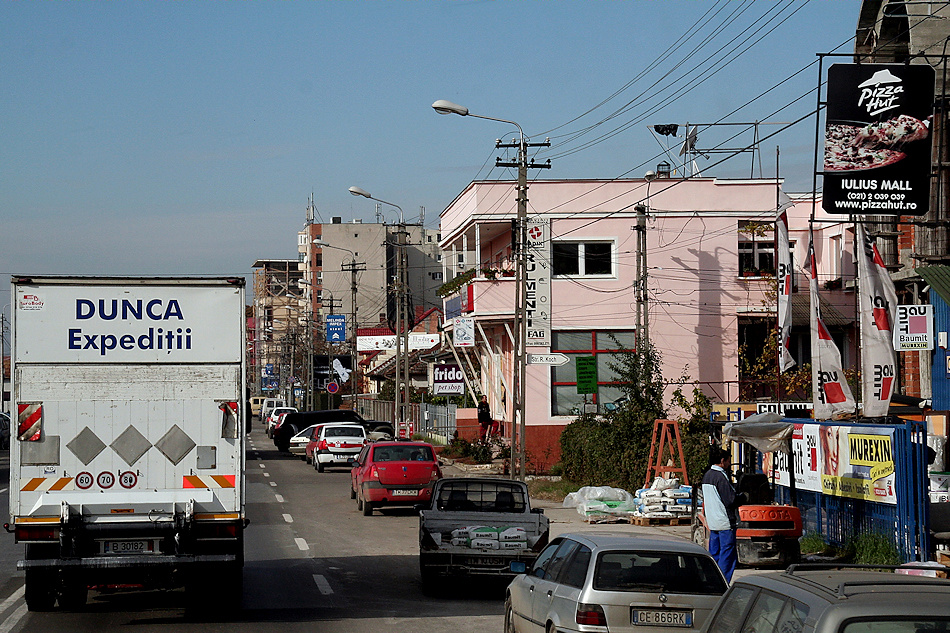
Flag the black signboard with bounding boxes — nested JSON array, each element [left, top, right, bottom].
[[822, 63, 935, 216], [312, 354, 352, 389]]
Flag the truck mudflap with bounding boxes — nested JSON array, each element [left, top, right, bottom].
[[17, 553, 237, 570]]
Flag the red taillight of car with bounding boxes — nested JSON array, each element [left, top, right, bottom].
[[318, 439, 328, 451], [430, 465, 441, 481], [369, 465, 379, 480], [576, 603, 607, 626]]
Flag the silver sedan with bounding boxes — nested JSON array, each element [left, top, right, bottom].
[[505, 532, 728, 633]]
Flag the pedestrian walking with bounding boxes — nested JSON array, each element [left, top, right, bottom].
[[700, 447, 747, 582], [477, 395, 493, 441]]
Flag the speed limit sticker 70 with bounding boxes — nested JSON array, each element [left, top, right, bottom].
[[97, 471, 115, 489]]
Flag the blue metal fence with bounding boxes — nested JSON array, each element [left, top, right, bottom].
[[775, 418, 930, 562]]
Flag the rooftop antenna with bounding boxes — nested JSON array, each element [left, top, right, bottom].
[[419, 205, 425, 225]]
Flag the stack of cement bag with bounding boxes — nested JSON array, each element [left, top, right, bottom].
[[633, 477, 698, 518], [450, 525, 528, 550], [562, 486, 637, 521]]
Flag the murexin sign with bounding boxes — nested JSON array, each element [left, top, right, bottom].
[[822, 63, 935, 216]]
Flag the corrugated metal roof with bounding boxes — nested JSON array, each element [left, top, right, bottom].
[[790, 293, 853, 327], [916, 266, 950, 304]]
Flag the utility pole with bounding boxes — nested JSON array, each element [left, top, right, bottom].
[[342, 259, 366, 402], [496, 136, 551, 481], [635, 171, 656, 358], [393, 223, 410, 437]]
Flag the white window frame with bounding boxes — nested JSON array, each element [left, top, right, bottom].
[[552, 240, 616, 278]]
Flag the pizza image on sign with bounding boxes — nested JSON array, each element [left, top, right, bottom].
[[824, 113, 930, 172], [821, 64, 935, 216]]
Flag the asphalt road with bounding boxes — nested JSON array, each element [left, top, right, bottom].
[[0, 422, 507, 633]]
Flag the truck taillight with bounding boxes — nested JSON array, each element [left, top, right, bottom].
[[16, 525, 58, 542], [193, 522, 239, 539], [576, 603, 607, 626]]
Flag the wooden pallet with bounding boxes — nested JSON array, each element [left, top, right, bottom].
[[628, 515, 688, 527]]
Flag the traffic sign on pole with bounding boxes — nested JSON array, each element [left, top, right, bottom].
[[326, 315, 346, 343], [527, 353, 570, 366]]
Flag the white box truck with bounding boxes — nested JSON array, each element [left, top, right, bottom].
[[6, 276, 247, 611]]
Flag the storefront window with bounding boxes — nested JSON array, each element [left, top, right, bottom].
[[550, 330, 634, 415]]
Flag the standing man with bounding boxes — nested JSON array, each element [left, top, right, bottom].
[[477, 395, 492, 441], [701, 447, 746, 582]]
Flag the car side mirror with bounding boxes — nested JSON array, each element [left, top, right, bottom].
[[531, 508, 544, 515]]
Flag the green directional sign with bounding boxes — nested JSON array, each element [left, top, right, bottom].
[[575, 356, 597, 395]]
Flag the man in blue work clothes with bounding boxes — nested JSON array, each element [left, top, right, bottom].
[[701, 448, 747, 582]]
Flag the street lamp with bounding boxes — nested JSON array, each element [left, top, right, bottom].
[[432, 99, 548, 481], [346, 189, 411, 436]]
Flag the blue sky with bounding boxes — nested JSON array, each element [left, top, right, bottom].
[[1, 0, 861, 316]]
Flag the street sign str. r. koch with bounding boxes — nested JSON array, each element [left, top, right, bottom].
[[527, 353, 569, 366]]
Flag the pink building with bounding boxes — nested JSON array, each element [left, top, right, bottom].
[[440, 176, 854, 470]]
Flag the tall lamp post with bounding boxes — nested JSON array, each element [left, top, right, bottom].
[[432, 99, 550, 481], [348, 187, 410, 437]]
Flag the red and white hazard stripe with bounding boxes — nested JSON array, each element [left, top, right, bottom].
[[18, 403, 42, 441]]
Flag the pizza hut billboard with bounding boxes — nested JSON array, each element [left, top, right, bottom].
[[822, 63, 935, 216]]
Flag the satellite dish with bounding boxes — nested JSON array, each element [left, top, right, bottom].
[[679, 126, 698, 156]]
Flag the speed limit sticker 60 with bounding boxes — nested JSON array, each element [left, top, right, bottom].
[[76, 472, 94, 490]]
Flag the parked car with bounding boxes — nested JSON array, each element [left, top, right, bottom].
[[352, 440, 442, 516], [260, 397, 286, 425], [289, 424, 319, 458], [506, 532, 728, 633], [0, 412, 9, 450], [313, 423, 368, 472], [304, 425, 328, 464], [249, 396, 266, 418], [265, 406, 297, 438], [701, 564, 950, 633]]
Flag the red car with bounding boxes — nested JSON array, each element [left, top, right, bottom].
[[304, 424, 327, 464], [351, 441, 442, 516]]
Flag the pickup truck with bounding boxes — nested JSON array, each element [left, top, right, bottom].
[[418, 478, 549, 588]]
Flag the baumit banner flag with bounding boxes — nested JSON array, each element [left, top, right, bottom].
[[856, 223, 898, 417]]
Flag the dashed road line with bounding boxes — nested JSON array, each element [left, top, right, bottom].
[[283, 514, 293, 523], [270, 482, 277, 487], [259, 463, 266, 468], [312, 574, 334, 595], [275, 494, 284, 503], [0, 587, 27, 633], [295, 538, 309, 551]]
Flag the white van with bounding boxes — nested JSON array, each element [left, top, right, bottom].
[[260, 398, 285, 424]]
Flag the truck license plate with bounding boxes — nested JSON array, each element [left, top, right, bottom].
[[391, 489, 416, 496], [632, 609, 692, 627], [103, 540, 153, 555]]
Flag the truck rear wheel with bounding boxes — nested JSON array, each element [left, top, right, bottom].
[[24, 545, 57, 612]]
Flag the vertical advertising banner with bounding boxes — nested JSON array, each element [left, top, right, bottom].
[[822, 63, 935, 216], [525, 217, 551, 347], [453, 317, 475, 347]]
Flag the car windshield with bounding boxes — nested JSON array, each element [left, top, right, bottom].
[[293, 426, 317, 439], [435, 481, 526, 513], [593, 550, 727, 595], [372, 445, 434, 462], [324, 426, 364, 438]]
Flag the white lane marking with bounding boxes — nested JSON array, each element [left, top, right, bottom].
[[312, 574, 334, 595], [269, 481, 277, 487], [0, 585, 25, 616], [0, 602, 28, 633], [275, 494, 284, 503], [283, 514, 293, 523], [263, 473, 270, 478], [259, 463, 266, 468], [295, 538, 309, 551], [0, 488, 6, 494]]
